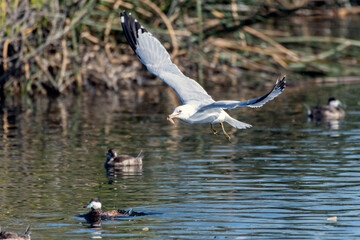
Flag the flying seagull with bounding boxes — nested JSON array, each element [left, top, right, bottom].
[[120, 11, 286, 141]]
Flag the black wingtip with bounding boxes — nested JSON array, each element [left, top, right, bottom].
[[275, 75, 286, 92], [120, 11, 137, 52], [25, 226, 31, 235], [120, 10, 148, 54]]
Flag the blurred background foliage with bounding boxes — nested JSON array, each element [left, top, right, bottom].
[[0, 0, 360, 98]]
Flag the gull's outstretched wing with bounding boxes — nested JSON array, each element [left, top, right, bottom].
[[199, 76, 286, 111], [120, 11, 213, 104]]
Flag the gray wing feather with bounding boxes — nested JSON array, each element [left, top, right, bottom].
[[199, 76, 286, 111], [121, 11, 213, 104]]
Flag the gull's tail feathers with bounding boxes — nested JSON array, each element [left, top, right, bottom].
[[225, 116, 252, 129]]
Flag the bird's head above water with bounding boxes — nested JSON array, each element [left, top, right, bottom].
[[328, 97, 344, 108], [106, 148, 117, 161], [167, 105, 196, 124], [85, 198, 102, 210]]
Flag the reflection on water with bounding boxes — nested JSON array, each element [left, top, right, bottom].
[[0, 83, 360, 239]]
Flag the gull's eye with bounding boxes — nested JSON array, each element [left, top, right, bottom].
[[178, 110, 182, 113]]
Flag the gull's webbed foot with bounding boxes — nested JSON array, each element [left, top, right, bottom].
[[210, 124, 218, 135], [220, 122, 231, 142]]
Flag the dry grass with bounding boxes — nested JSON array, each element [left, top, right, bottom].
[[1, 0, 360, 98]]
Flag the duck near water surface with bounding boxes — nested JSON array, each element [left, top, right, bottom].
[[0, 226, 30, 240], [307, 97, 345, 121], [105, 149, 143, 169], [82, 198, 145, 223]]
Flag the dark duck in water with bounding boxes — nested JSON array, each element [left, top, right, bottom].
[[105, 149, 143, 169], [81, 198, 145, 224], [306, 97, 345, 121]]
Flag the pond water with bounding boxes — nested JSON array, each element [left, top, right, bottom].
[[0, 81, 359, 239]]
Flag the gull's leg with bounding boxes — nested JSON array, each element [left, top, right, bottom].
[[210, 124, 218, 135], [220, 122, 231, 142]]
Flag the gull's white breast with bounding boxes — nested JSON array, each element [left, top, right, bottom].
[[181, 108, 227, 124]]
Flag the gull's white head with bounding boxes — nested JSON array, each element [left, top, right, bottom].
[[85, 198, 102, 210], [328, 97, 343, 108], [167, 105, 196, 125]]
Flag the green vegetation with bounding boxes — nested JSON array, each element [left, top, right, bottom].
[[1, 0, 360, 98]]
